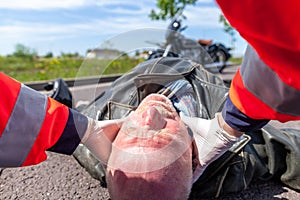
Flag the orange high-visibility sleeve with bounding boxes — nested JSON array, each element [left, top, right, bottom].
[[0, 73, 21, 137], [0, 73, 76, 167], [229, 69, 300, 122], [216, 0, 300, 89], [217, 0, 300, 122], [21, 97, 69, 166]]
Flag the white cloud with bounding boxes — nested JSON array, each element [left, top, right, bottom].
[[185, 6, 222, 27], [91, 0, 156, 16], [0, 0, 242, 56], [0, 0, 154, 11], [0, 1, 222, 48], [0, 16, 165, 43], [0, 0, 88, 10]]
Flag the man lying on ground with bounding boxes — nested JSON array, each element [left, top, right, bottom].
[[102, 79, 240, 200], [73, 57, 300, 199]]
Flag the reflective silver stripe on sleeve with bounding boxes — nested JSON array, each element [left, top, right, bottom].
[[240, 45, 300, 116], [0, 84, 47, 167]]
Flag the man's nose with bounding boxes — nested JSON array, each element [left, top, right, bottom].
[[143, 107, 166, 130]]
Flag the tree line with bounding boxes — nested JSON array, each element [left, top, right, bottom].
[[3, 44, 82, 60]]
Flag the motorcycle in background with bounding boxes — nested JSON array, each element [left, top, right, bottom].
[[148, 9, 232, 73], [197, 39, 232, 67]]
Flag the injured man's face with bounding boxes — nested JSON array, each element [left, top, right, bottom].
[[106, 94, 194, 200]]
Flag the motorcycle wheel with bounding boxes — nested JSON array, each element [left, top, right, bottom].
[[211, 49, 227, 73]]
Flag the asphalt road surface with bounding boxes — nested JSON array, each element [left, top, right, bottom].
[[1, 65, 299, 199]]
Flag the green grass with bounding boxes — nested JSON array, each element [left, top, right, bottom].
[[229, 57, 243, 65], [0, 55, 243, 82], [0, 56, 144, 82]]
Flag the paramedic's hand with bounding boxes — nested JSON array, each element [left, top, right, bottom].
[[180, 112, 241, 178], [81, 117, 127, 164]]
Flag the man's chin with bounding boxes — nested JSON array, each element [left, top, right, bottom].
[[138, 94, 177, 113]]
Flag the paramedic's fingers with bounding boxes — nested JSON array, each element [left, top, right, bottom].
[[179, 112, 211, 136], [179, 112, 243, 138], [198, 113, 241, 166], [81, 117, 127, 164], [180, 112, 242, 175]]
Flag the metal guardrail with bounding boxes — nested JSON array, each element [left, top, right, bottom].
[[25, 75, 122, 91], [25, 64, 238, 91]]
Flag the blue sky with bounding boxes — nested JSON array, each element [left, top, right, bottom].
[[0, 0, 247, 57]]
